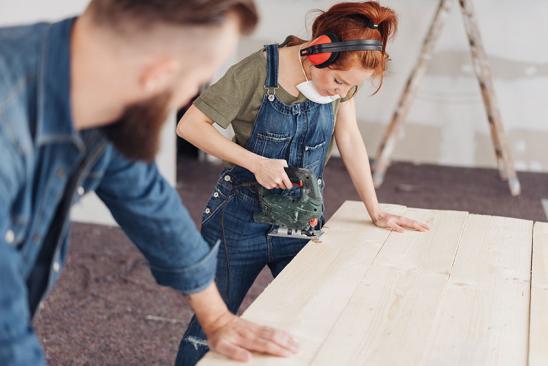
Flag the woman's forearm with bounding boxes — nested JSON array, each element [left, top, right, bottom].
[[337, 132, 382, 222], [177, 105, 261, 173]]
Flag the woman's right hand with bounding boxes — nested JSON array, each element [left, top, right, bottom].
[[252, 157, 293, 190]]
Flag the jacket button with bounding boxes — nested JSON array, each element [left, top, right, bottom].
[[5, 229, 15, 244], [53, 262, 60, 273], [224, 175, 231, 182], [318, 179, 323, 186], [77, 186, 85, 196]]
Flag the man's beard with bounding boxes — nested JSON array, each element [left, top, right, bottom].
[[101, 91, 172, 162]]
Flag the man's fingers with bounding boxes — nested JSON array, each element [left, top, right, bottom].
[[214, 339, 252, 363], [237, 331, 294, 357], [258, 327, 299, 353], [209, 318, 298, 361]]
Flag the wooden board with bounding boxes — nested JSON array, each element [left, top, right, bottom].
[[311, 209, 468, 366], [530, 222, 548, 366], [422, 215, 532, 366], [199, 201, 536, 365], [199, 202, 406, 365]]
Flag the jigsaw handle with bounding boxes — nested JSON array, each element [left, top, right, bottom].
[[283, 167, 304, 188], [285, 167, 324, 224], [284, 167, 302, 181], [283, 167, 321, 200]]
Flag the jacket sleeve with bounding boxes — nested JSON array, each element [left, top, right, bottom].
[[95, 147, 219, 294]]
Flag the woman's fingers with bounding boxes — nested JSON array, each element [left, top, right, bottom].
[[391, 222, 405, 233], [398, 217, 430, 232], [281, 171, 293, 190], [259, 179, 275, 190], [375, 213, 431, 233], [254, 159, 291, 190]]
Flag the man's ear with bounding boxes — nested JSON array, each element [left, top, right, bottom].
[[140, 57, 180, 95]]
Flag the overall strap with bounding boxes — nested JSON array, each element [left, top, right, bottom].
[[264, 44, 279, 100]]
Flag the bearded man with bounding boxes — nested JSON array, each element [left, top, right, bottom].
[[0, 1, 298, 364]]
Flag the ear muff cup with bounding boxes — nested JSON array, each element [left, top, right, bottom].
[[306, 33, 340, 68]]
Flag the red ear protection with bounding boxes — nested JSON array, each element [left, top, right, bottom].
[[300, 32, 384, 69], [306, 34, 338, 67]]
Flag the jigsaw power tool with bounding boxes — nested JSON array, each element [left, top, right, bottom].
[[254, 167, 324, 240]]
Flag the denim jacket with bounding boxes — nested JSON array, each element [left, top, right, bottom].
[[0, 18, 219, 365]]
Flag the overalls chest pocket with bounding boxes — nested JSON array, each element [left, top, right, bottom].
[[251, 131, 292, 160]]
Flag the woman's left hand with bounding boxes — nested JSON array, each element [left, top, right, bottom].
[[372, 212, 430, 233]]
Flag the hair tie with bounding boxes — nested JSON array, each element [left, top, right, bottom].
[[345, 14, 381, 31]]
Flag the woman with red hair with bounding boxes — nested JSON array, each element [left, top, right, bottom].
[[176, 2, 429, 364]]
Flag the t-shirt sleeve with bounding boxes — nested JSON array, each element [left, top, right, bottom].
[[193, 54, 262, 129]]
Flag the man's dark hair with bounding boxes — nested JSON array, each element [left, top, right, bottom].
[[89, 0, 258, 34]]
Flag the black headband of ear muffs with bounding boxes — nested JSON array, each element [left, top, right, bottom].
[[300, 32, 384, 68], [299, 14, 385, 68], [299, 39, 383, 56]]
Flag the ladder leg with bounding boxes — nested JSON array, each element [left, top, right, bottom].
[[458, 0, 521, 195]]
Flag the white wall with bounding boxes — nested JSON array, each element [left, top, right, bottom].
[[0, 0, 177, 226], [235, 0, 548, 171], [2, 0, 547, 225], [0, 0, 87, 24]]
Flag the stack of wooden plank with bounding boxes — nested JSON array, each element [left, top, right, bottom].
[[200, 201, 548, 365]]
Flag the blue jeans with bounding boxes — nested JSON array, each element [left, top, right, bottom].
[[176, 41, 332, 365], [175, 181, 308, 366]]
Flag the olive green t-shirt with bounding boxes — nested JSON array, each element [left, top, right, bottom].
[[193, 44, 357, 151]]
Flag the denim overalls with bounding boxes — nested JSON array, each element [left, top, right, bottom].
[[176, 43, 335, 365]]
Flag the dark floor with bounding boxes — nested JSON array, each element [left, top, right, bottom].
[[34, 158, 548, 365]]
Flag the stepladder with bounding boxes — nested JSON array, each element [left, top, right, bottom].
[[373, 0, 521, 196]]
